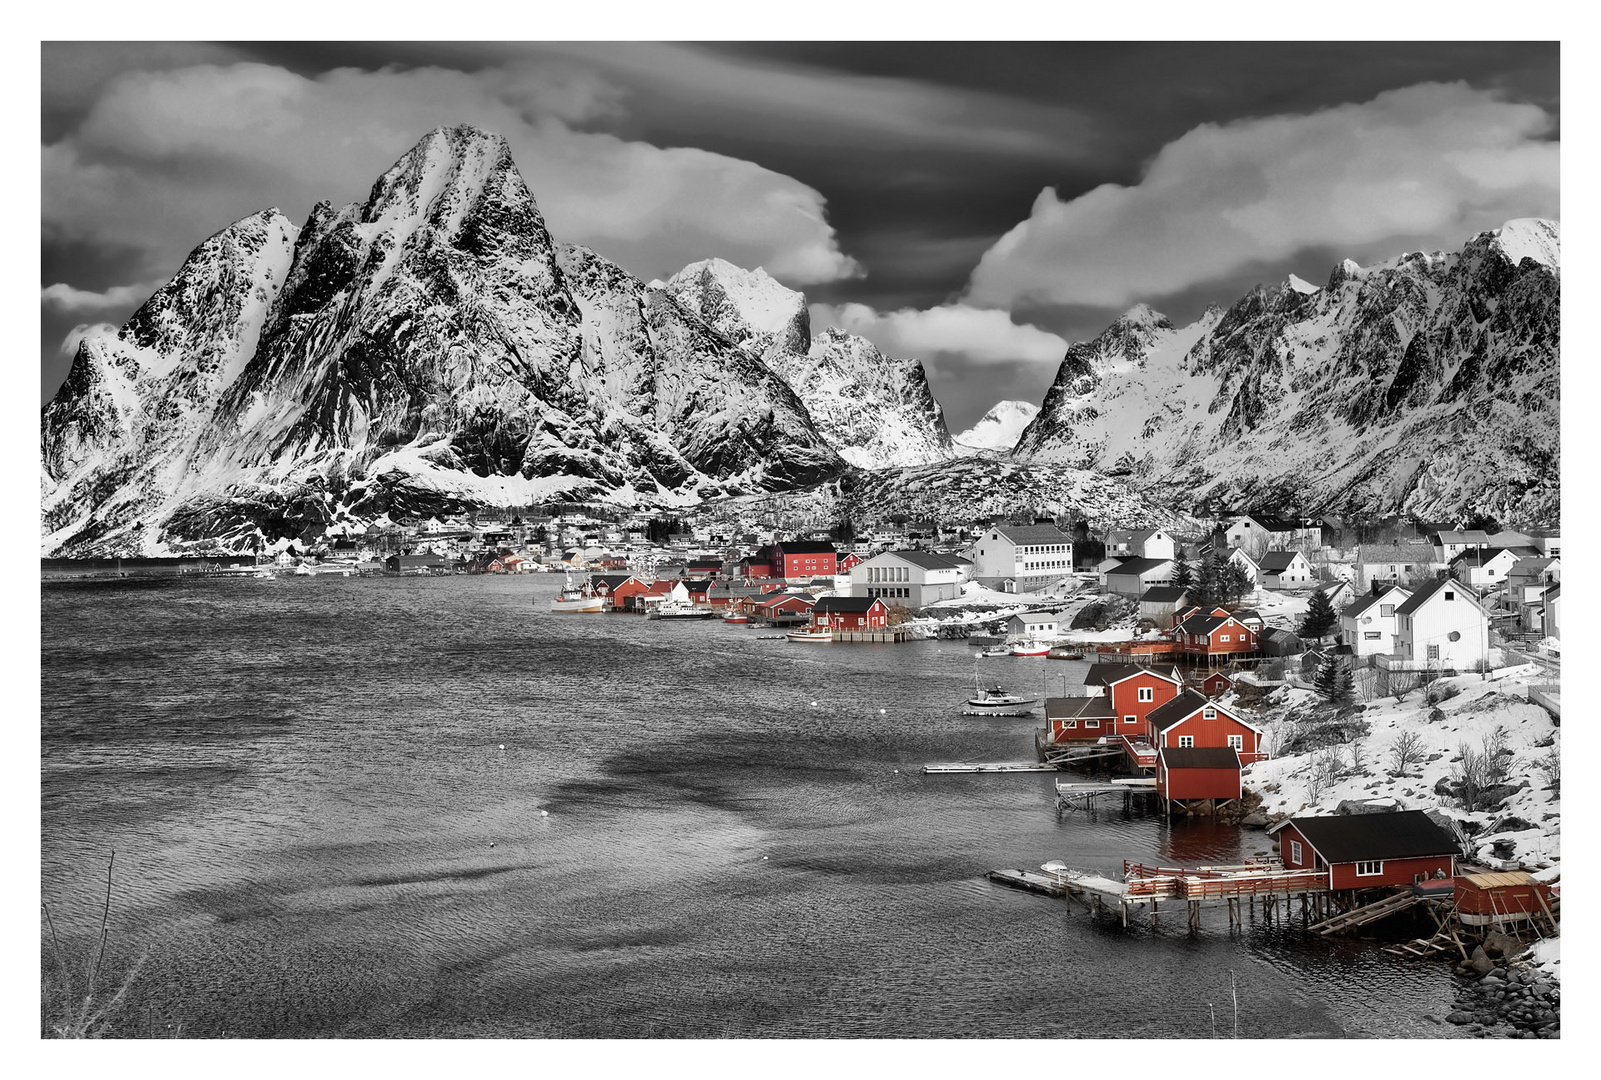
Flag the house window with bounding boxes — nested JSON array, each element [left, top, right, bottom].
[[1085, 718, 1100, 728], [1062, 720, 1077, 729], [1125, 715, 1137, 726], [1355, 860, 1383, 877], [1228, 735, 1243, 750], [1220, 634, 1230, 642], [1290, 840, 1303, 864], [1203, 707, 1216, 719], [1445, 591, 1454, 601], [1364, 632, 1381, 640], [1138, 687, 1154, 703], [1179, 735, 1194, 747], [1427, 645, 1440, 660], [1380, 604, 1394, 617]]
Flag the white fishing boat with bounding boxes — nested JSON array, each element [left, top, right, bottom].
[[1011, 640, 1051, 657], [960, 670, 1039, 716], [785, 628, 833, 643], [550, 577, 606, 613], [722, 611, 750, 624]]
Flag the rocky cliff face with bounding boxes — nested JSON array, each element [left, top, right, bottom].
[[41, 126, 853, 556], [954, 399, 1040, 454], [1014, 220, 1560, 524]]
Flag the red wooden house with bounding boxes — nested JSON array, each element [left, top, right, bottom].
[[837, 552, 863, 574], [1197, 671, 1234, 697], [1270, 810, 1461, 891], [1175, 609, 1257, 661], [771, 541, 838, 580], [682, 578, 713, 605], [1144, 690, 1267, 763], [810, 596, 889, 630], [1156, 746, 1242, 804], [740, 547, 777, 578], [1042, 696, 1115, 743], [609, 576, 655, 611], [755, 593, 815, 619], [1082, 662, 1184, 744]]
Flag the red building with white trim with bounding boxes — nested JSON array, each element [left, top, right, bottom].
[[810, 596, 889, 630], [771, 541, 838, 580], [1156, 746, 1243, 803], [1145, 690, 1267, 764], [1175, 608, 1257, 660], [1082, 662, 1184, 745], [1269, 810, 1460, 890]]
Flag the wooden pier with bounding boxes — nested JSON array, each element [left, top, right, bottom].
[[986, 869, 1069, 897], [1054, 777, 1157, 811], [923, 761, 1058, 774], [834, 626, 916, 643]]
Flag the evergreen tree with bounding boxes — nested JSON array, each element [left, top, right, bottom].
[[1298, 589, 1339, 644], [1221, 561, 1253, 606], [1337, 665, 1356, 706], [1194, 552, 1223, 608], [1313, 656, 1341, 702], [1171, 554, 1194, 591]]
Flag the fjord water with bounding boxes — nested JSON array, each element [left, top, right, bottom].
[[42, 575, 1456, 1038]]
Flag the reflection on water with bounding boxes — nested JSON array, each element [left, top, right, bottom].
[[42, 575, 1459, 1038]]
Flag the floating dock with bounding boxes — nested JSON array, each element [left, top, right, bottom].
[[986, 869, 1068, 897], [923, 761, 1058, 774]]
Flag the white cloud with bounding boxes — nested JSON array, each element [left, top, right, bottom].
[[43, 61, 858, 288], [966, 82, 1560, 309], [41, 281, 161, 315], [811, 302, 1066, 365]]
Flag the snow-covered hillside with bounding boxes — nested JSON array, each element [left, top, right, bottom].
[[1014, 220, 1560, 524], [955, 399, 1040, 454]]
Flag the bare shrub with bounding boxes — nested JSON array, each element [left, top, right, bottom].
[[1535, 749, 1560, 792], [1389, 730, 1425, 777], [1383, 668, 1422, 702], [1451, 741, 1489, 812], [1482, 727, 1513, 787]]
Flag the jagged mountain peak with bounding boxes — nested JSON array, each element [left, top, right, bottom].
[[1116, 302, 1170, 328], [1476, 217, 1559, 273], [954, 400, 1039, 454], [663, 257, 811, 354]]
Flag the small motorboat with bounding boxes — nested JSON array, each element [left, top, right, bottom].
[[722, 612, 750, 624], [1011, 641, 1051, 657], [1047, 647, 1085, 660], [976, 644, 1011, 658], [786, 628, 834, 643], [960, 670, 1038, 716], [651, 600, 717, 620]]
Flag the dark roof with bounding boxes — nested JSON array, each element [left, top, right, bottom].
[[1160, 746, 1241, 770], [881, 549, 966, 570], [1283, 810, 1462, 863], [1145, 689, 1233, 732], [1239, 513, 1307, 533], [684, 578, 713, 590], [1341, 592, 1384, 618], [1258, 550, 1303, 573], [1393, 576, 1480, 617], [814, 596, 881, 612], [1314, 580, 1350, 596], [993, 523, 1073, 546], [1084, 662, 1179, 688], [1177, 613, 1228, 635], [1107, 557, 1173, 576], [773, 541, 838, 555], [1232, 608, 1262, 623], [590, 573, 633, 589], [1045, 696, 1115, 720], [1139, 585, 1190, 604]]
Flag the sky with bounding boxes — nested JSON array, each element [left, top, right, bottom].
[[40, 41, 1559, 432]]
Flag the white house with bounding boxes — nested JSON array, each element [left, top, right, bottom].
[[1542, 584, 1561, 640], [969, 524, 1074, 593], [1138, 585, 1191, 629], [1354, 542, 1441, 592], [1104, 528, 1177, 561], [1314, 578, 1355, 611], [1388, 577, 1490, 671], [1104, 558, 1175, 598], [1447, 546, 1537, 589], [1224, 514, 1323, 553], [1505, 556, 1560, 633], [851, 549, 967, 608], [1006, 612, 1060, 639], [1430, 529, 1491, 563], [1339, 584, 1412, 658], [1257, 550, 1314, 589]]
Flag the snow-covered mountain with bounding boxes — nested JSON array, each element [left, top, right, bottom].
[[42, 126, 851, 556], [663, 260, 953, 469], [1014, 220, 1560, 524], [954, 400, 1039, 453]]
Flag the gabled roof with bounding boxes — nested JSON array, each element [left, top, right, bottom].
[[1356, 543, 1435, 563], [1160, 746, 1241, 770], [1393, 577, 1483, 618], [875, 549, 966, 571], [1012, 612, 1059, 625], [993, 523, 1073, 546], [1433, 529, 1491, 545], [1508, 556, 1557, 576], [814, 596, 882, 612], [1275, 810, 1461, 863], [1176, 614, 1228, 635], [1045, 696, 1115, 720], [1342, 584, 1411, 620], [1232, 608, 1263, 624], [1139, 585, 1190, 604], [1084, 662, 1181, 689], [1147, 690, 1257, 733], [1314, 580, 1351, 597], [1257, 550, 1304, 573], [683, 578, 713, 591], [1106, 557, 1173, 576], [1236, 513, 1307, 533]]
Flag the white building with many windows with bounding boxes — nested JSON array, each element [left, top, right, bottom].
[[1339, 584, 1412, 658], [969, 524, 1074, 593], [850, 550, 968, 608]]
